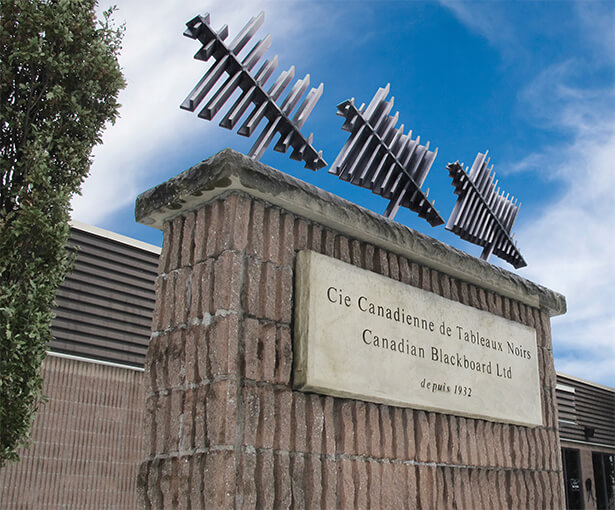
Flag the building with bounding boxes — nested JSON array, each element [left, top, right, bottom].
[[0, 221, 157, 509], [0, 221, 613, 509], [557, 374, 615, 510]]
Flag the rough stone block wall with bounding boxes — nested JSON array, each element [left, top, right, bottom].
[[138, 190, 564, 509], [0, 355, 144, 509]]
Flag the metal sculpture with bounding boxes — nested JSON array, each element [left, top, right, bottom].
[[446, 152, 526, 268], [329, 85, 443, 226], [181, 12, 326, 170]]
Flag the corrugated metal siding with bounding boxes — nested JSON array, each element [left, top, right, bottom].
[[50, 226, 159, 367], [557, 373, 615, 447]]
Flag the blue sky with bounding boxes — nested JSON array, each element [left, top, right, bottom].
[[79, 1, 615, 386]]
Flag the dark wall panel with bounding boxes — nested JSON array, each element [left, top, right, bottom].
[[49, 225, 159, 367], [557, 373, 615, 448]]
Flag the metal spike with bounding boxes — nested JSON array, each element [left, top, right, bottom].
[[228, 12, 265, 54], [293, 83, 324, 129], [364, 84, 390, 119], [445, 154, 525, 268], [238, 66, 294, 137], [248, 117, 282, 160], [199, 69, 243, 120], [200, 32, 273, 119], [242, 34, 273, 70], [180, 55, 231, 112], [280, 75, 310, 115], [194, 25, 229, 61], [181, 12, 326, 170], [330, 86, 442, 226]]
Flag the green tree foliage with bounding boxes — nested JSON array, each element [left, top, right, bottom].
[[0, 0, 125, 465]]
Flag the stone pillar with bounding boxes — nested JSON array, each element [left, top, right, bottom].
[[136, 149, 567, 509]]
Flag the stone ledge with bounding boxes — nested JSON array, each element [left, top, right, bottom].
[[135, 149, 566, 317]]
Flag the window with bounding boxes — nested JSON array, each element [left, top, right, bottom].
[[562, 448, 585, 510], [593, 452, 615, 510], [557, 383, 577, 424]]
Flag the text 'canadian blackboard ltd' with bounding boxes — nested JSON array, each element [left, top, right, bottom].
[[293, 250, 542, 427]]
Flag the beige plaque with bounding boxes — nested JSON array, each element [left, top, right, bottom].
[[294, 250, 543, 427]]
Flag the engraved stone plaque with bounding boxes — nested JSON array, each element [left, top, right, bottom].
[[293, 250, 543, 427]]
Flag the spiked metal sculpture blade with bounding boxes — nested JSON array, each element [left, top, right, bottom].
[[446, 152, 526, 268], [181, 12, 326, 170], [330, 85, 443, 226]]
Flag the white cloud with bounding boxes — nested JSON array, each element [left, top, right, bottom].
[[72, 0, 332, 224], [574, 1, 615, 67], [518, 107, 615, 381], [440, 0, 615, 385], [513, 57, 615, 385], [436, 0, 525, 61]]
